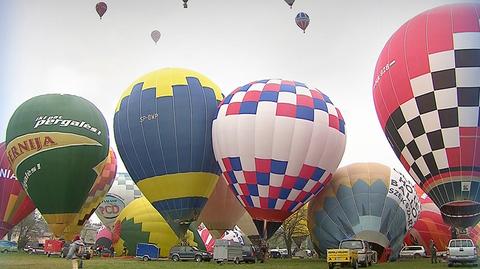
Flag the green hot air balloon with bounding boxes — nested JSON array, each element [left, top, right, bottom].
[[6, 94, 109, 237]]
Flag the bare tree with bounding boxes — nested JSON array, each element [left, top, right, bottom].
[[269, 205, 309, 258], [12, 210, 49, 250]]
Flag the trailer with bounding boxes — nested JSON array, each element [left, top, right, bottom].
[[44, 239, 64, 257], [136, 243, 159, 261], [213, 239, 243, 264]]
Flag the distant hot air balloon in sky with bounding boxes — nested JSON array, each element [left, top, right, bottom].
[[96, 172, 142, 230], [284, 0, 295, 9], [6, 94, 109, 237], [198, 175, 245, 238], [372, 3, 480, 228], [295, 12, 309, 33], [308, 163, 420, 261], [151, 30, 161, 44], [96, 2, 107, 19], [0, 142, 35, 239], [183, 0, 188, 8], [114, 68, 223, 239], [112, 197, 199, 257], [212, 79, 346, 240], [63, 148, 117, 240]]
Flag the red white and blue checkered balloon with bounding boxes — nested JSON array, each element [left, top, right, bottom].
[[212, 79, 346, 231]]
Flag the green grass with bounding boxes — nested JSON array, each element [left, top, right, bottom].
[[0, 252, 469, 269]]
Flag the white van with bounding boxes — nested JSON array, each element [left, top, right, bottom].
[[399, 245, 426, 258]]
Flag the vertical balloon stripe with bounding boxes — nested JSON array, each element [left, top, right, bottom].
[[190, 79, 208, 171]]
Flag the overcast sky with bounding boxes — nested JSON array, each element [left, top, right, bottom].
[[0, 0, 468, 176]]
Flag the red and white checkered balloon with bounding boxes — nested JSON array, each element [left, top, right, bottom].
[[212, 79, 346, 233], [373, 3, 480, 227]]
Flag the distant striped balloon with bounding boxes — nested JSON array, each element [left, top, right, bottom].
[[0, 142, 35, 239], [114, 68, 223, 238], [295, 12, 310, 33], [212, 79, 346, 239]]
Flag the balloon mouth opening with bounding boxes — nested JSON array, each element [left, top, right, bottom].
[[441, 201, 480, 227]]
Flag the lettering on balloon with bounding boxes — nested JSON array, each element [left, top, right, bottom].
[[0, 168, 16, 180], [387, 168, 420, 231], [98, 194, 125, 220], [7, 136, 57, 165], [33, 115, 102, 136], [373, 60, 396, 90], [140, 113, 159, 123], [23, 163, 41, 192]]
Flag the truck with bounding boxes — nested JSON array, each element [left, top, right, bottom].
[[213, 239, 243, 264], [136, 243, 160, 261], [447, 238, 478, 267], [327, 239, 374, 269]]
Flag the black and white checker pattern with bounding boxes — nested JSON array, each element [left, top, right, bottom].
[[385, 31, 480, 184]]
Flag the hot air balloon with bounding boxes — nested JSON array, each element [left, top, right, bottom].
[[6, 94, 109, 237], [183, 0, 188, 8], [404, 185, 480, 253], [284, 0, 295, 9], [212, 79, 346, 241], [96, 2, 107, 19], [114, 68, 223, 239], [295, 12, 309, 33], [96, 172, 142, 230], [307, 163, 421, 261], [63, 148, 117, 240], [151, 30, 161, 44], [112, 197, 199, 257], [372, 3, 480, 228], [198, 175, 245, 238], [95, 227, 113, 249], [0, 142, 36, 239]]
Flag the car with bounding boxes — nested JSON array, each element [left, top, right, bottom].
[[447, 238, 478, 267], [24, 243, 45, 255], [399, 245, 426, 259], [242, 245, 256, 263], [169, 245, 212, 262], [269, 249, 282, 259], [0, 240, 18, 253]]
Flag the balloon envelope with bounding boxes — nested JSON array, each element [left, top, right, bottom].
[[0, 142, 36, 239], [63, 148, 117, 240], [96, 2, 107, 19], [372, 3, 480, 228], [198, 175, 245, 238], [112, 197, 200, 257], [212, 79, 346, 239], [95, 172, 142, 230], [114, 68, 223, 238], [6, 94, 110, 237], [307, 163, 420, 260], [151, 30, 161, 44], [284, 0, 295, 8], [95, 227, 113, 248], [295, 12, 309, 32]]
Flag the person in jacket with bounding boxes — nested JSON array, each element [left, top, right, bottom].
[[67, 235, 85, 269], [430, 239, 437, 264]]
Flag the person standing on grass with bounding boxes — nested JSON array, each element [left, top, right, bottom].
[[67, 235, 85, 269], [430, 239, 437, 264]]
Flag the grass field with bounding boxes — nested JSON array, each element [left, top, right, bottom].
[[0, 253, 470, 269]]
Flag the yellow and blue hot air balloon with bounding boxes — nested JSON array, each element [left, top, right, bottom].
[[113, 68, 223, 238]]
